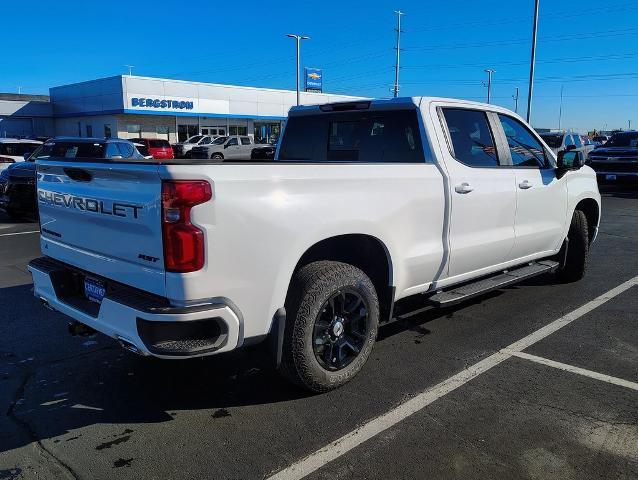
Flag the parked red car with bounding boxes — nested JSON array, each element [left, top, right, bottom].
[[133, 138, 174, 159]]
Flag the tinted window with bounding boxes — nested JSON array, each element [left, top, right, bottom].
[[34, 141, 106, 159], [564, 135, 574, 147], [0, 142, 41, 156], [572, 135, 583, 148], [442, 108, 498, 167], [105, 143, 121, 158], [279, 109, 426, 163], [606, 133, 638, 148], [240, 137, 251, 145], [540, 134, 563, 148], [186, 135, 204, 144], [148, 139, 170, 148], [212, 136, 228, 145], [227, 138, 238, 146], [498, 115, 548, 168], [117, 143, 135, 158]]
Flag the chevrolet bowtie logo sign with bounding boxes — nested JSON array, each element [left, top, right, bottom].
[[305, 67, 323, 93]]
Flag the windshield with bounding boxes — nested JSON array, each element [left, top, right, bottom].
[[0, 142, 41, 156], [212, 136, 229, 145], [540, 134, 563, 148], [605, 133, 638, 148], [186, 135, 204, 144], [34, 141, 106, 159]]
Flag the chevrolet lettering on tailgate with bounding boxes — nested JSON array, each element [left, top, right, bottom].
[[37, 189, 143, 219]]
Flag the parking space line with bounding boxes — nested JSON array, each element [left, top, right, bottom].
[[504, 350, 638, 392], [266, 275, 638, 480], [0, 230, 39, 237]]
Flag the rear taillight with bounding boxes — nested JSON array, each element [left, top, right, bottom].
[[161, 180, 212, 273], [0, 156, 15, 164]]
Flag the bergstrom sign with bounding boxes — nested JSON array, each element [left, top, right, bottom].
[[131, 98, 194, 110]]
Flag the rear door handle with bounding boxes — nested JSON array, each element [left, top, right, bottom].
[[454, 182, 473, 194], [518, 180, 533, 189]]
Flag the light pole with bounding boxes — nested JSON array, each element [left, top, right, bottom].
[[286, 34, 310, 105], [513, 87, 519, 113], [558, 85, 564, 130], [526, 0, 540, 123], [484, 69, 494, 104], [629, 120, 632, 130], [392, 10, 405, 98], [124, 65, 134, 76]]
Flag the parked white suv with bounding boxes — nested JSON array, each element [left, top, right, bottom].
[[171, 135, 217, 158], [0, 138, 43, 171], [190, 135, 256, 160], [29, 97, 600, 392]]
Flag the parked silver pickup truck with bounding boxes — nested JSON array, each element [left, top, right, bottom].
[[190, 135, 256, 160]]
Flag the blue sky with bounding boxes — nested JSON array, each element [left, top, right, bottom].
[[4, 0, 637, 131]]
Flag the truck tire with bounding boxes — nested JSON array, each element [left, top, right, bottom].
[[558, 210, 589, 282], [280, 261, 380, 392], [211, 153, 224, 160]]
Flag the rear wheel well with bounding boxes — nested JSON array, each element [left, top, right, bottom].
[[574, 198, 599, 243], [291, 235, 394, 322]]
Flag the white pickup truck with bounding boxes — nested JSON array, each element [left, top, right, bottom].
[[29, 97, 601, 392]]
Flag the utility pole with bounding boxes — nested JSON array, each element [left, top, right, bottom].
[[124, 65, 134, 76], [630, 120, 632, 130], [392, 10, 405, 98], [513, 87, 519, 113], [286, 33, 310, 105], [17, 86, 22, 94], [526, 0, 540, 123], [483, 69, 494, 104], [558, 85, 564, 130]]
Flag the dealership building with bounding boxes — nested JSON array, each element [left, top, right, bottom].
[[0, 75, 361, 144]]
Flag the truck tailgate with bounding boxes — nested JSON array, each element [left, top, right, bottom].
[[36, 161, 166, 296]]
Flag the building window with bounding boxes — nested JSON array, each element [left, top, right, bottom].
[[127, 124, 142, 138], [104, 124, 112, 138], [86, 125, 93, 137], [229, 125, 248, 136], [156, 125, 169, 140]]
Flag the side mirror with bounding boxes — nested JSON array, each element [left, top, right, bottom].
[[564, 144, 577, 151], [224, 143, 229, 149], [23, 152, 31, 160], [557, 150, 585, 176]]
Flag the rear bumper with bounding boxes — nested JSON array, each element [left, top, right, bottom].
[[28, 257, 242, 359]]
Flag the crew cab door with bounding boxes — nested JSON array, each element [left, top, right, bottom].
[[224, 137, 241, 159], [437, 107, 516, 279], [495, 114, 568, 259]]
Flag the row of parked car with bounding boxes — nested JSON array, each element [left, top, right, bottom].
[[0, 128, 636, 223]]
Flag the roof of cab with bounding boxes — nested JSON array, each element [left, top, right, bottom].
[[0, 138, 43, 144], [289, 96, 520, 118]]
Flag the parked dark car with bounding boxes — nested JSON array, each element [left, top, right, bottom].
[[0, 137, 144, 221], [587, 131, 638, 183], [0, 153, 38, 220], [250, 144, 276, 160], [132, 138, 174, 159]]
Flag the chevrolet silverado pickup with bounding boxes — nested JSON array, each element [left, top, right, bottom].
[[29, 97, 601, 392]]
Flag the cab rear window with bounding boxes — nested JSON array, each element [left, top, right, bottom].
[[148, 139, 170, 148], [279, 109, 427, 163], [35, 142, 106, 159]]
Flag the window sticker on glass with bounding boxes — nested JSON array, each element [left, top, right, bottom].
[[371, 122, 385, 136], [65, 147, 79, 158]]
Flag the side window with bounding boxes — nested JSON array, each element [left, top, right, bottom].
[[564, 135, 574, 147], [117, 143, 135, 158], [441, 108, 499, 167], [227, 138, 238, 146], [200, 136, 212, 145], [497, 114, 548, 168], [572, 135, 583, 148], [105, 143, 121, 158], [240, 137, 251, 145]]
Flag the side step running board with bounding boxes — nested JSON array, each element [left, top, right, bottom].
[[427, 260, 559, 308]]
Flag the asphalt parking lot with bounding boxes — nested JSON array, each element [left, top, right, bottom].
[[1, 186, 637, 480]]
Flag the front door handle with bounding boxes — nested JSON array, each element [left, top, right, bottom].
[[454, 182, 473, 194], [518, 180, 533, 189]]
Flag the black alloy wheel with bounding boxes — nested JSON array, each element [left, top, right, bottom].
[[312, 289, 370, 371]]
